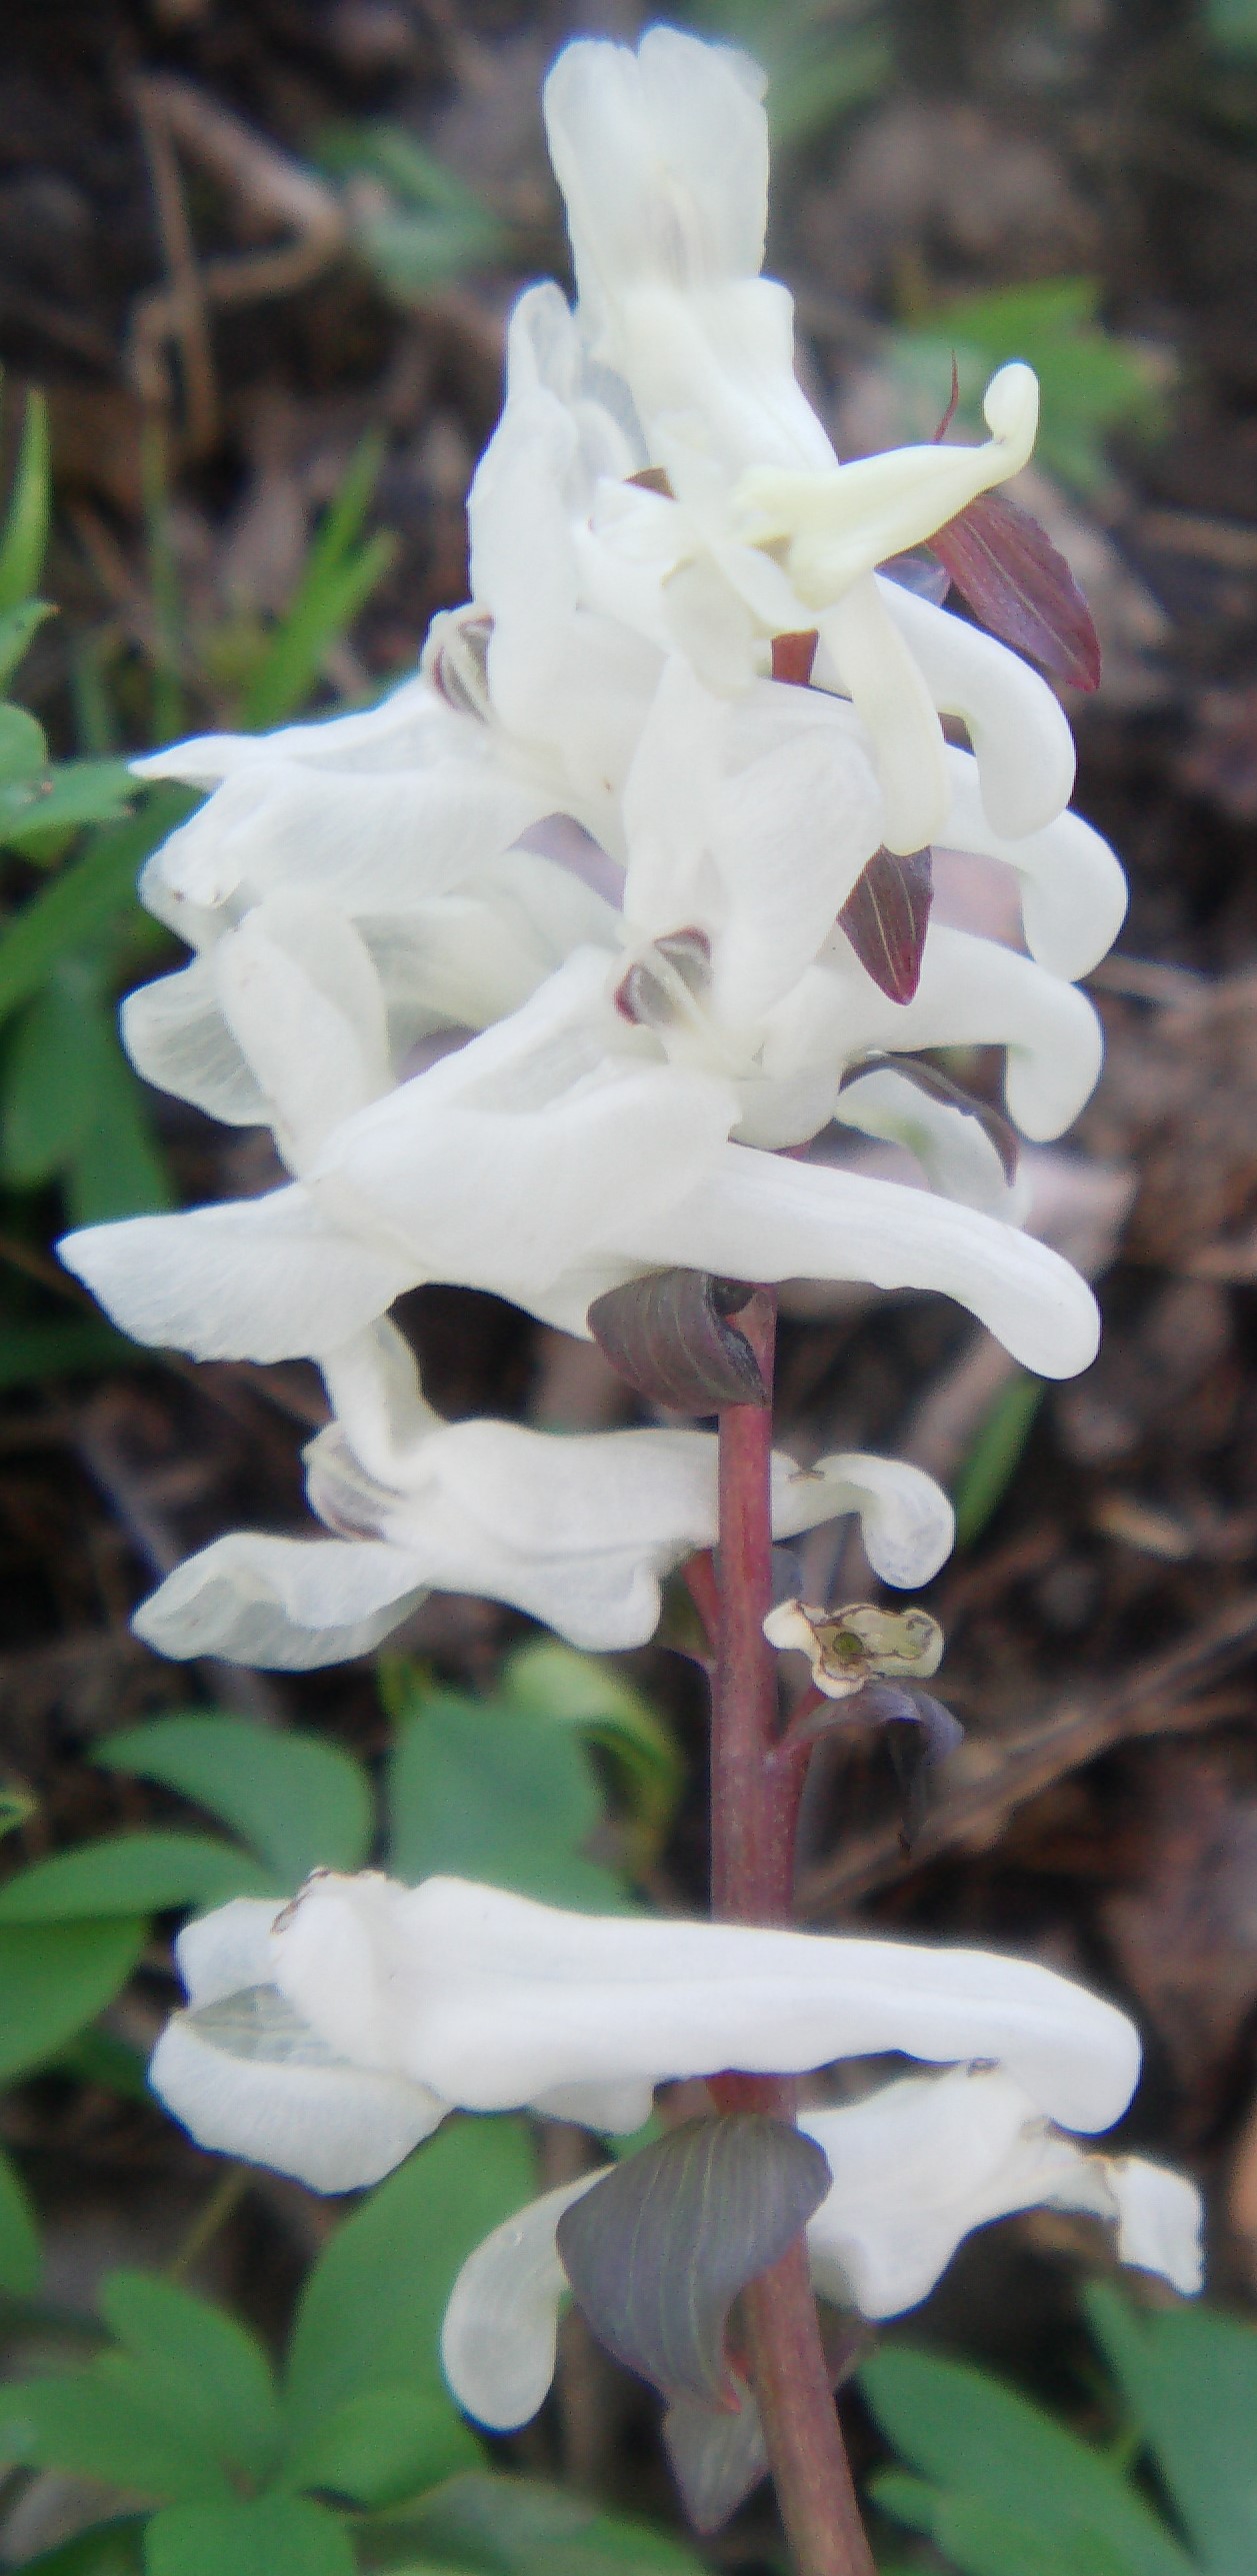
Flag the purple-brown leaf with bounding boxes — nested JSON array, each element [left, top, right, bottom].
[[555, 2114, 832, 2415], [836, 846, 934, 1004], [771, 629, 819, 687], [929, 488, 1102, 693], [663, 2317, 869, 2533], [587, 1271, 767, 1411]]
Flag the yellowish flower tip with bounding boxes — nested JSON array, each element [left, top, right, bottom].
[[981, 360, 1040, 463]]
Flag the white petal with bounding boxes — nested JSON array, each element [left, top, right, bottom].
[[740, 364, 1039, 600], [175, 1898, 283, 2005], [1100, 2157, 1203, 2297], [271, 1874, 1141, 2135], [131, 669, 444, 787], [441, 2173, 599, 2430], [708, 725, 883, 1021], [59, 1186, 412, 1363], [121, 959, 267, 1127], [214, 896, 391, 1163], [835, 1066, 1024, 1220], [772, 1452, 954, 1587], [819, 579, 949, 853], [881, 579, 1076, 839], [150, 2001, 442, 2193], [802, 2066, 1202, 2317], [941, 747, 1127, 980], [133, 1531, 427, 1669], [826, 924, 1105, 1143], [666, 1145, 1100, 1379]]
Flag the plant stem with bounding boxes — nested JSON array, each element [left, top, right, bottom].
[[711, 1291, 877, 2576]]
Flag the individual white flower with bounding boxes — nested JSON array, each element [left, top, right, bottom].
[[440, 2064, 1202, 2434], [132, 1316, 953, 1667], [62, 947, 1102, 1374], [541, 28, 1073, 851], [150, 1871, 1142, 2194]]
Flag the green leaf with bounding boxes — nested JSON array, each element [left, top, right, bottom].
[[0, 1317, 134, 1391], [99, 1715, 374, 1884], [384, 2469, 702, 2576], [8, 2518, 147, 2576], [0, 389, 51, 614], [101, 2271, 281, 2487], [0, 2361, 234, 2504], [0, 789, 192, 1032], [146, 2497, 355, 2576], [1, 758, 137, 855], [0, 1916, 145, 2081], [952, 1370, 1044, 1547], [1, 968, 113, 1185], [860, 2347, 1192, 2576], [240, 437, 394, 734], [0, 2142, 40, 2293], [55, 2023, 151, 2102], [501, 1644, 683, 1870], [0, 598, 54, 693], [0, 701, 48, 786], [281, 2383, 479, 2507], [284, 2116, 535, 2442], [872, 2469, 1138, 2576], [0, 1831, 273, 1922], [1085, 2284, 1257, 2576], [62, 1035, 174, 1225], [385, 1679, 624, 1909]]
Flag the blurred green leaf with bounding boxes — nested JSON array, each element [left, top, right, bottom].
[[0, 1916, 145, 2082], [0, 702, 48, 786], [872, 2471, 1134, 2576], [2, 968, 119, 1187], [0, 389, 51, 615], [146, 2499, 354, 2576], [861, 2345, 1193, 2576], [0, 1779, 36, 1840], [239, 436, 395, 734], [1, 759, 137, 857], [11, 2520, 147, 2576], [1207, 0, 1257, 54], [0, 1831, 273, 1922], [317, 125, 507, 296], [1085, 2284, 1257, 2576], [385, 2470, 703, 2576], [0, 2362, 234, 2504], [385, 1675, 625, 1909], [0, 598, 54, 694], [952, 1370, 1044, 1547], [684, 0, 891, 148], [99, 1715, 374, 1885], [0, 789, 192, 1031], [54, 2023, 151, 2102], [0, 2142, 40, 2295], [62, 1026, 174, 1225], [102, 2271, 281, 2488], [0, 1316, 135, 1390], [284, 2116, 534, 2442], [280, 2383, 479, 2508], [893, 279, 1168, 493], [501, 1642, 683, 1873]]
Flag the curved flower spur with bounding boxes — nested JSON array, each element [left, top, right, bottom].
[[58, 22, 1199, 2576]]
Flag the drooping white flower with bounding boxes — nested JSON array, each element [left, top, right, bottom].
[[150, 1871, 1142, 2194], [132, 1316, 952, 1667], [440, 2064, 1202, 2434], [62, 947, 1102, 1374]]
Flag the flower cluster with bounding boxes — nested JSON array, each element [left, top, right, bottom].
[[63, 21, 1200, 2494], [62, 24, 1125, 1672]]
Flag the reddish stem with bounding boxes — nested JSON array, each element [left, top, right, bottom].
[[711, 1291, 876, 2576]]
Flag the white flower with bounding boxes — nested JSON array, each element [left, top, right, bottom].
[[540, 29, 1073, 852], [440, 2064, 1202, 2433], [131, 1317, 953, 1667], [150, 1871, 1142, 2194], [62, 947, 1102, 1375]]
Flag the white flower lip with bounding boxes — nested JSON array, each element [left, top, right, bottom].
[[150, 1871, 1144, 2198], [440, 2062, 1202, 2432]]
